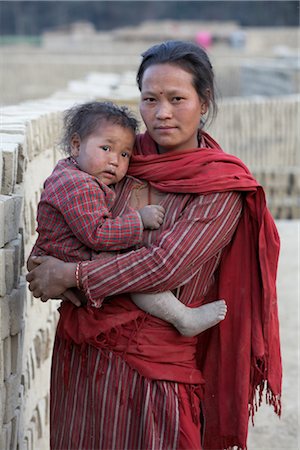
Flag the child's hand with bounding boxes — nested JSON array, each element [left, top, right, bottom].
[[139, 205, 165, 230]]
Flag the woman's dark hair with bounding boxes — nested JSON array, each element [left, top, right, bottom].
[[136, 40, 217, 126], [61, 101, 139, 154]]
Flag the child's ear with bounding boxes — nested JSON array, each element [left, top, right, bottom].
[[70, 133, 81, 157]]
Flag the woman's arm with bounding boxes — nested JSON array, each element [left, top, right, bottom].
[[82, 191, 242, 306], [27, 191, 242, 304]]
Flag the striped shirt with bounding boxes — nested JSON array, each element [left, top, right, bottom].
[[51, 176, 243, 450], [82, 176, 243, 308], [32, 158, 143, 262]]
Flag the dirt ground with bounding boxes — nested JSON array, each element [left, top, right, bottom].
[[247, 220, 299, 450]]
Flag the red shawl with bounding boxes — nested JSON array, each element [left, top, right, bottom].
[[58, 131, 281, 450], [128, 131, 282, 449]]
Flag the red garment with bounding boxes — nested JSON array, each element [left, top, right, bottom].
[[131, 131, 282, 448], [58, 297, 205, 384], [55, 158, 242, 448], [80, 186, 242, 308], [32, 158, 143, 261], [59, 131, 281, 449], [50, 337, 203, 450], [129, 131, 258, 193]]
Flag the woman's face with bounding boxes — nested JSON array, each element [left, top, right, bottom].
[[139, 63, 207, 153]]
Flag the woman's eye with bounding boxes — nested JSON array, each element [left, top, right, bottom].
[[143, 97, 156, 103], [101, 145, 110, 152], [172, 96, 183, 102]]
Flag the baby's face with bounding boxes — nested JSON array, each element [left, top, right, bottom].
[[71, 122, 135, 185]]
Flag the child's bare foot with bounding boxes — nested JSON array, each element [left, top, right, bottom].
[[175, 300, 227, 337]]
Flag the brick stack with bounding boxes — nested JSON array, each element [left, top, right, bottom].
[[0, 103, 66, 450], [209, 95, 300, 219]]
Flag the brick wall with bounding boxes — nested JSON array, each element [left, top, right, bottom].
[[0, 77, 299, 449], [0, 103, 65, 450], [209, 94, 300, 218]]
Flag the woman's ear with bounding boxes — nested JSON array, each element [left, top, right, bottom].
[[201, 89, 211, 115], [201, 102, 208, 115], [70, 133, 81, 157]]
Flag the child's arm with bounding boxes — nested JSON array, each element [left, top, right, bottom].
[[56, 177, 164, 251], [131, 291, 227, 337]]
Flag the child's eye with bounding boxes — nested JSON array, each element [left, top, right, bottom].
[[101, 145, 110, 152], [121, 151, 131, 158]]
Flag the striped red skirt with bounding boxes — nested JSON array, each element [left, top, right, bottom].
[[50, 336, 203, 450]]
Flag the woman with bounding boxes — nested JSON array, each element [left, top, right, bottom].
[[27, 40, 282, 450]]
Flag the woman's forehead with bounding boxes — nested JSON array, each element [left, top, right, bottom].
[[141, 64, 194, 90]]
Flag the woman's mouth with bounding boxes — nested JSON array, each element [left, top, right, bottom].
[[155, 126, 177, 132]]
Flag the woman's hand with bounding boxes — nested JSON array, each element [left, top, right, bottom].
[[61, 288, 87, 307], [26, 255, 77, 302]]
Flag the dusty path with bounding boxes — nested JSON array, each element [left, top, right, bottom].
[[247, 220, 299, 450]]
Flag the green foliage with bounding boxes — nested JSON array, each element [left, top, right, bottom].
[[0, 1, 299, 36]]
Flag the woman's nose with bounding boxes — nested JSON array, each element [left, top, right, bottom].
[[155, 101, 172, 119]]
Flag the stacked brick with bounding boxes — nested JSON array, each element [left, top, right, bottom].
[[0, 74, 299, 450], [240, 59, 300, 96], [209, 95, 300, 219], [0, 103, 70, 450], [0, 121, 27, 449]]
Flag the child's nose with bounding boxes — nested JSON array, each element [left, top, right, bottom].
[[109, 153, 119, 166]]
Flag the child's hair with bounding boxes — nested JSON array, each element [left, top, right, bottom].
[[136, 40, 217, 127], [61, 101, 139, 154]]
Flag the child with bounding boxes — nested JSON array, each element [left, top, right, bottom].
[[30, 101, 226, 336]]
